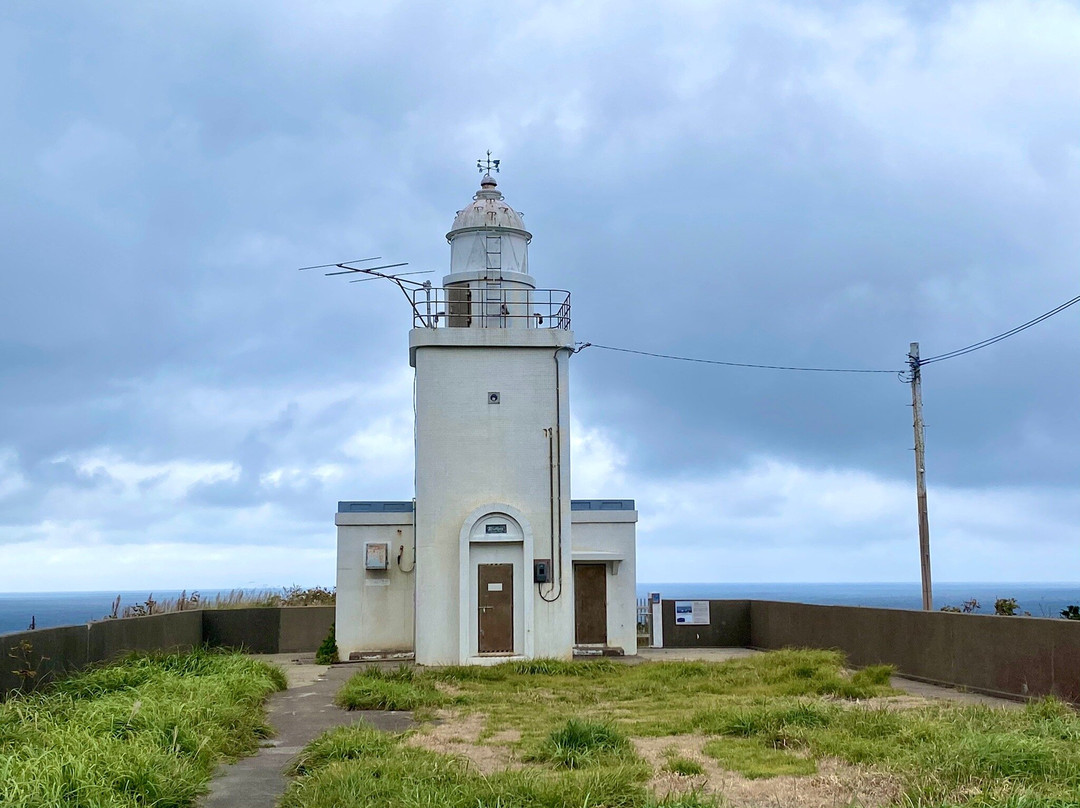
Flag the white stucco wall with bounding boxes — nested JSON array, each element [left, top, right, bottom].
[[335, 512, 415, 657], [571, 510, 638, 655], [411, 327, 576, 664]]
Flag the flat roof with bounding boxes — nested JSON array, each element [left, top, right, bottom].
[[338, 499, 635, 513]]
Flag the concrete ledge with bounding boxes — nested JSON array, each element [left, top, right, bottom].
[[336, 513, 415, 526], [570, 510, 638, 524]]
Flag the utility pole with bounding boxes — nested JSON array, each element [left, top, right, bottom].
[[909, 342, 933, 610]]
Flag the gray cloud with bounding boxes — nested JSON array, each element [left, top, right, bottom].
[[1, 0, 1078, 588]]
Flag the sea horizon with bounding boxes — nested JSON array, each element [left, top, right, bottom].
[[3, 581, 1080, 637]]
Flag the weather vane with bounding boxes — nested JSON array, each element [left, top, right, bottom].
[[477, 150, 500, 175]]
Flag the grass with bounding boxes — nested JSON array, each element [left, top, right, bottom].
[[663, 755, 705, 776], [279, 723, 714, 808], [526, 718, 636, 769], [0, 647, 285, 808], [702, 737, 816, 779], [313, 650, 1080, 806], [99, 585, 336, 620], [335, 664, 449, 711]]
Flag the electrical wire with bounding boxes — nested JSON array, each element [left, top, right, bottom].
[[919, 293, 1080, 366], [579, 343, 902, 374]]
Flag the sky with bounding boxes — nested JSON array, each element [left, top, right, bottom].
[[1, 0, 1078, 592]]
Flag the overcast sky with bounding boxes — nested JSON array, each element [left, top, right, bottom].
[[1, 0, 1078, 592]]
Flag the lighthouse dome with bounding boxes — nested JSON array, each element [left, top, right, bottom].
[[447, 175, 532, 239], [445, 173, 534, 281]]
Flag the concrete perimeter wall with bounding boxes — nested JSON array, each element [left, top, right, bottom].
[[655, 598, 1080, 703], [1, 605, 335, 698], [750, 600, 1080, 703], [660, 600, 751, 648]]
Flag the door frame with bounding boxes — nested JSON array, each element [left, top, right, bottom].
[[458, 502, 535, 664]]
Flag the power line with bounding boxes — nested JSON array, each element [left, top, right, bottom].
[[582, 290, 1080, 376], [919, 293, 1080, 366], [580, 343, 902, 374]]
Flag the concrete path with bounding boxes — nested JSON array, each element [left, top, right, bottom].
[[200, 654, 413, 808]]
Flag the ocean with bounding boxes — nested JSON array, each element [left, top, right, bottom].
[[3, 582, 1080, 637], [0, 590, 240, 636], [635, 582, 1080, 619]]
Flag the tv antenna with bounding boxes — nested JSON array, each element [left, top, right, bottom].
[[298, 256, 436, 325]]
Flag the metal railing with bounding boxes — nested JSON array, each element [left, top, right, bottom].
[[411, 286, 571, 330], [637, 597, 651, 641]]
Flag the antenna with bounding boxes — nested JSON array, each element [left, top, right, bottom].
[[477, 150, 500, 175], [349, 270, 434, 284], [298, 256, 436, 326], [297, 256, 381, 271]]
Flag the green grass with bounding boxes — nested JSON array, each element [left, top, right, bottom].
[[335, 664, 449, 711], [313, 650, 1080, 807], [526, 717, 636, 769], [0, 647, 285, 808], [702, 737, 816, 779], [663, 755, 705, 776], [279, 723, 716, 808]]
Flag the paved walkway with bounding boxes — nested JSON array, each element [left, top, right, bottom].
[[199, 654, 412, 808]]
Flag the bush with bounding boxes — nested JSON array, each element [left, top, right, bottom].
[[995, 598, 1019, 616], [1061, 605, 1080, 621], [315, 624, 339, 665]]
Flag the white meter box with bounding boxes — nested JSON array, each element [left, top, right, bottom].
[[364, 541, 390, 571]]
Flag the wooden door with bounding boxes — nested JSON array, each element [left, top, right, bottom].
[[574, 563, 608, 644], [478, 563, 514, 653]]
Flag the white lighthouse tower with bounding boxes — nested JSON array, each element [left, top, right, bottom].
[[410, 166, 575, 664], [335, 160, 638, 665]]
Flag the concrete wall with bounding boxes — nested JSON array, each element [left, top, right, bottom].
[[660, 600, 752, 648], [335, 514, 415, 658], [571, 511, 638, 654], [88, 610, 202, 661], [1, 606, 336, 699], [1, 624, 89, 695], [280, 606, 336, 654], [750, 600, 1080, 703], [411, 327, 577, 664]]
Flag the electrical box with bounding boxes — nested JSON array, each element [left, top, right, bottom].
[[533, 559, 551, 583], [364, 542, 390, 571]]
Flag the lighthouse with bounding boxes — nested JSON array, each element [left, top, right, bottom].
[[335, 161, 638, 665]]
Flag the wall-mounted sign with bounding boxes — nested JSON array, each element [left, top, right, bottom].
[[675, 600, 710, 625], [485, 524, 508, 534]]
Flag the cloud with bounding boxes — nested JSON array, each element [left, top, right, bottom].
[[572, 420, 1080, 582], [1, 0, 1077, 590]]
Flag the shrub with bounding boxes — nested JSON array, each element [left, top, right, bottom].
[[1061, 605, 1080, 621], [315, 624, 339, 665], [995, 598, 1019, 616]]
